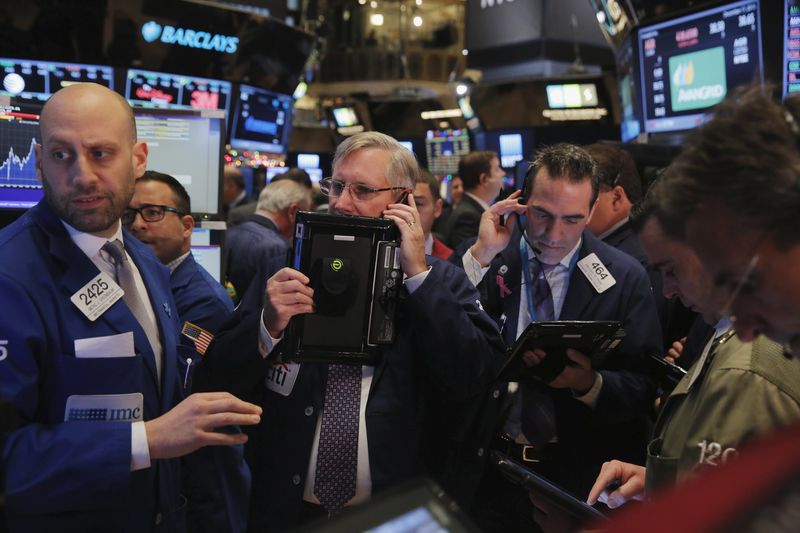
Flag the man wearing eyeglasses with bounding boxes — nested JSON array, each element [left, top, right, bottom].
[[206, 131, 505, 531], [0, 83, 261, 532], [126, 171, 234, 333]]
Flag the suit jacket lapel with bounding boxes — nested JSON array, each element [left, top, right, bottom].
[[560, 231, 610, 320]]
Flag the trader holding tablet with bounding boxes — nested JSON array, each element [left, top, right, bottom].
[[0, 83, 261, 532], [458, 143, 660, 530]]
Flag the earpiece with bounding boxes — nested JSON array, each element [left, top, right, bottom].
[[518, 163, 535, 206], [516, 163, 541, 255]]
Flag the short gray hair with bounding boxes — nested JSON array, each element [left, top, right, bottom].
[[257, 180, 312, 213], [332, 131, 419, 189]]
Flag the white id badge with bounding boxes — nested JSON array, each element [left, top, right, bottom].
[[70, 273, 124, 322], [64, 393, 144, 422], [264, 362, 300, 396], [577, 253, 617, 293]]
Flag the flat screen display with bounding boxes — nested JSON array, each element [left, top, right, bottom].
[[545, 84, 599, 109], [617, 34, 643, 142], [637, 0, 764, 135], [0, 100, 43, 209], [229, 84, 294, 154], [332, 106, 359, 127], [125, 69, 232, 115], [0, 58, 114, 103], [425, 129, 470, 176], [135, 108, 224, 215], [785, 0, 800, 97], [296, 153, 320, 169], [498, 133, 524, 169], [190, 244, 223, 283]]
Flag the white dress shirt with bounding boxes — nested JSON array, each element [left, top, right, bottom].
[[64, 220, 159, 471]]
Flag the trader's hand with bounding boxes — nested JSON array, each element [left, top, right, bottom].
[[469, 191, 527, 266], [383, 193, 427, 277], [666, 336, 686, 364], [262, 267, 314, 338], [586, 460, 646, 509], [523, 348, 597, 393], [146, 392, 262, 460]]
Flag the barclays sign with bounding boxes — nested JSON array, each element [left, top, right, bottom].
[[141, 20, 239, 54]]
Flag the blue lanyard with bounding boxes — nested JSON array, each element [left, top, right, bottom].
[[520, 236, 580, 322]]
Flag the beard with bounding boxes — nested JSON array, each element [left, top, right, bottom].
[[42, 172, 135, 234]]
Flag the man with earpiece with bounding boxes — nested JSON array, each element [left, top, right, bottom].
[[455, 143, 661, 532]]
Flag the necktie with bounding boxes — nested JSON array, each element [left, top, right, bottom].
[[314, 364, 361, 513], [102, 239, 162, 380], [530, 258, 555, 322], [520, 258, 557, 445]]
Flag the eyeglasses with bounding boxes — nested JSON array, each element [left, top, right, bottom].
[[121, 204, 184, 225], [320, 178, 405, 201]]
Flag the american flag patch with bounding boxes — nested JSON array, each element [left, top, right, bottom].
[[181, 321, 214, 356]]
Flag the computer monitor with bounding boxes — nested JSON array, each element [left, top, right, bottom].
[[784, 0, 800, 97], [498, 133, 524, 169], [125, 69, 232, 115], [229, 84, 294, 154], [190, 228, 223, 283], [424, 129, 471, 176], [617, 33, 643, 142], [0, 57, 114, 103], [398, 140, 414, 153], [296, 153, 320, 169], [331, 106, 360, 128], [0, 98, 43, 209], [134, 107, 224, 216], [637, 0, 764, 136]]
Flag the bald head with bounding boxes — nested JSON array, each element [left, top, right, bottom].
[[41, 83, 137, 143], [36, 82, 148, 238]]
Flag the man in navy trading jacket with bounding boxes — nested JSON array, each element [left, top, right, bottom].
[[0, 83, 261, 532], [206, 131, 505, 531], [126, 171, 250, 533], [457, 143, 660, 530]]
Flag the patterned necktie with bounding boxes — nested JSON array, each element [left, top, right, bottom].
[[520, 257, 557, 446], [314, 363, 362, 513], [530, 258, 555, 322], [102, 239, 161, 380]]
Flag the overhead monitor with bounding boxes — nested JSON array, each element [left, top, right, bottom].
[[229, 84, 294, 154], [424, 129, 470, 176], [134, 107, 224, 216], [0, 57, 114, 103], [0, 98, 43, 209], [617, 33, 643, 142], [296, 153, 320, 169], [637, 0, 764, 135], [588, 0, 638, 48], [785, 0, 800, 97], [498, 133, 524, 169], [331, 106, 360, 128], [125, 69, 232, 115], [545, 83, 599, 109]]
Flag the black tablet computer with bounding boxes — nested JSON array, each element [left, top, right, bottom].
[[282, 211, 403, 365], [292, 478, 481, 533], [497, 320, 625, 383], [491, 450, 608, 524]]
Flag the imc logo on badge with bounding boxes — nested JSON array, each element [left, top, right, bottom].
[[141, 21, 163, 43], [669, 47, 727, 112]]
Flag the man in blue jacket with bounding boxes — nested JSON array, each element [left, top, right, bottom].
[[0, 83, 260, 532], [457, 143, 660, 530], [126, 171, 250, 533]]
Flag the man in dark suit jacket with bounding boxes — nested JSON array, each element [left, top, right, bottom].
[[225, 179, 312, 298], [444, 150, 505, 249], [456, 143, 660, 531], [201, 132, 506, 531], [126, 171, 251, 533], [0, 83, 259, 532], [585, 144, 697, 354]]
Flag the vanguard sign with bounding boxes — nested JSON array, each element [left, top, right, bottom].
[[141, 20, 239, 54]]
